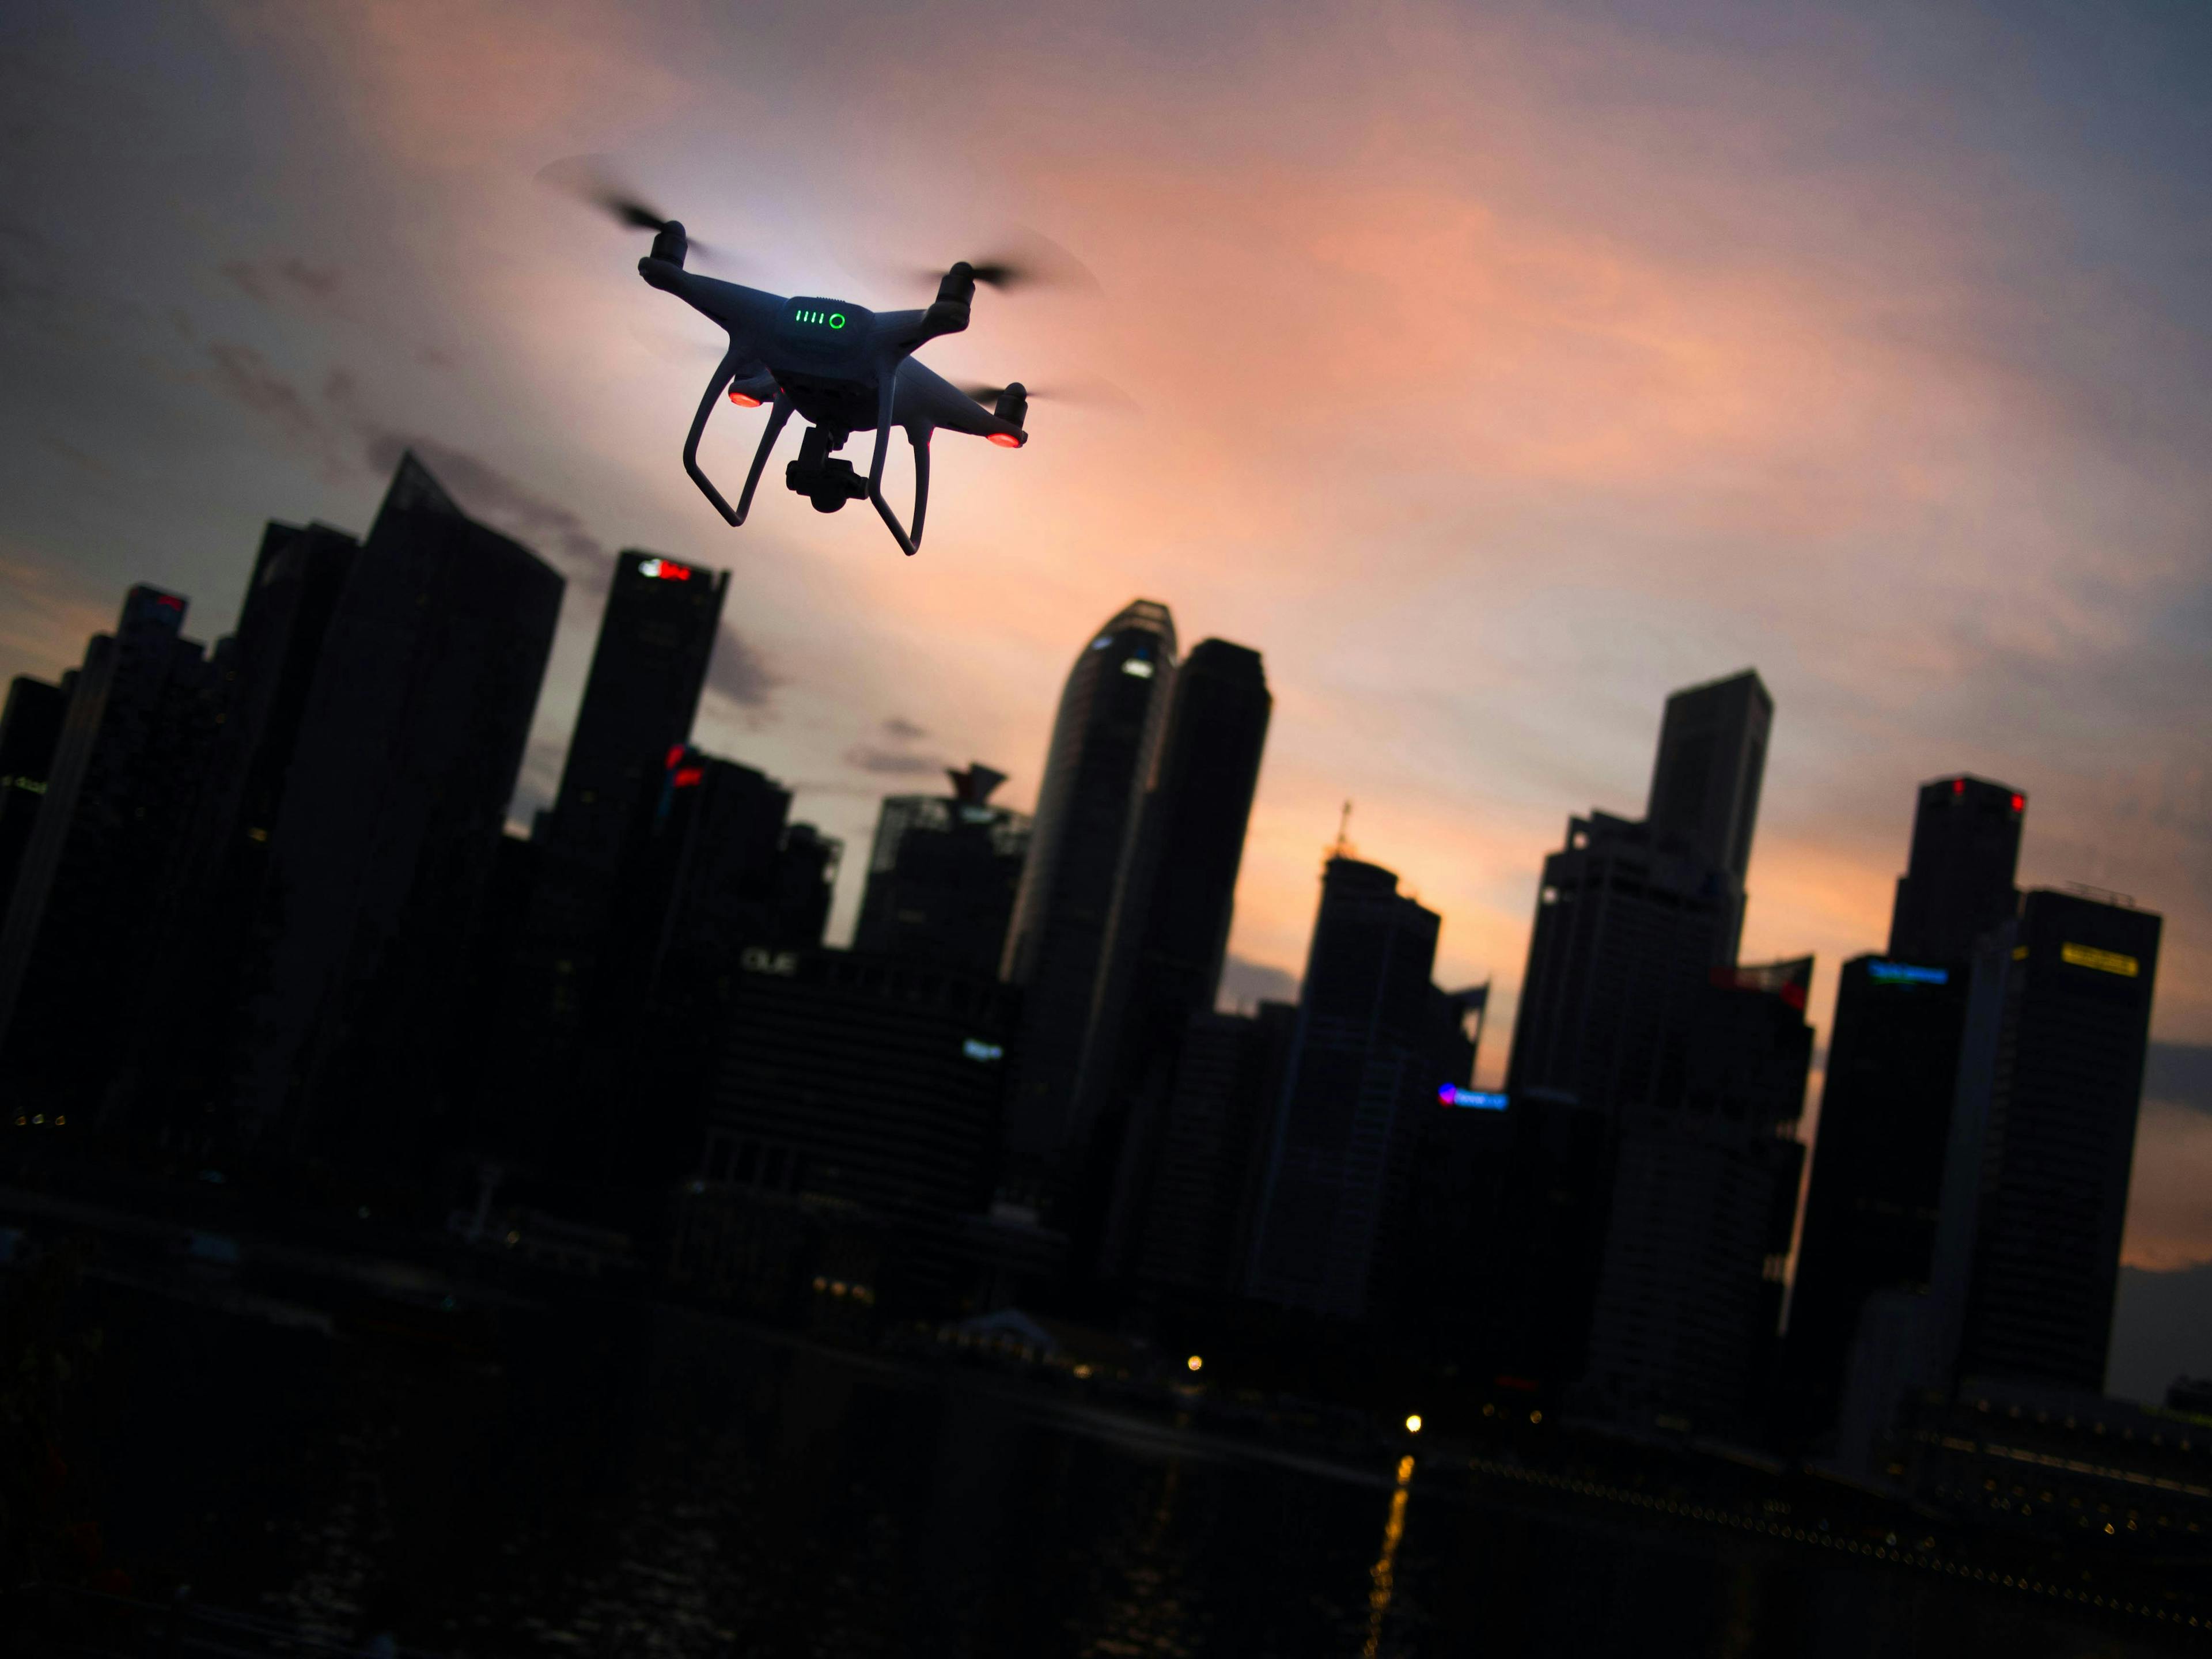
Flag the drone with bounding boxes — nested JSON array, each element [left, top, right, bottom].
[[581, 181, 1052, 557]]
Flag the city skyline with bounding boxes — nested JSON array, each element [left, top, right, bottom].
[[1, 4, 2204, 1264]]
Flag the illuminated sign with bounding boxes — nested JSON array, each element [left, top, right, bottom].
[[2061, 942, 2139, 978], [1868, 961, 1948, 986], [1121, 658, 1155, 679], [1090, 636, 1113, 650], [793, 308, 846, 329], [963, 1039, 1004, 1063], [1438, 1085, 1508, 1111], [636, 557, 692, 582], [672, 766, 704, 789], [740, 947, 799, 976]]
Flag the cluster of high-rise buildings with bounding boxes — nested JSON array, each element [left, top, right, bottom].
[[0, 452, 2171, 1505]]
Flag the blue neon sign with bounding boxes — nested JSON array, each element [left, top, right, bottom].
[[1868, 961, 1948, 986], [1438, 1085, 1508, 1111]]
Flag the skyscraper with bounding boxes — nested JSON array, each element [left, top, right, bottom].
[[1580, 959, 1812, 1429], [1785, 775, 2024, 1443], [1076, 638, 1272, 1279], [999, 599, 1177, 1201], [113, 521, 362, 1139], [1245, 855, 1444, 1323], [1930, 888, 2162, 1393], [1889, 775, 2025, 961], [543, 550, 729, 880], [853, 765, 1031, 976], [237, 453, 563, 1166], [1132, 1002, 1298, 1298], [1494, 668, 1777, 1395], [0, 585, 215, 1115], [0, 675, 69, 941]]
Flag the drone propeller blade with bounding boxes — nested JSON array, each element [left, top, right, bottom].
[[960, 377, 1141, 416], [537, 154, 723, 261], [882, 227, 1101, 297]]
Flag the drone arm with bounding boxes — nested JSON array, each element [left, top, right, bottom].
[[683, 344, 745, 525], [863, 376, 929, 556], [734, 392, 796, 523]]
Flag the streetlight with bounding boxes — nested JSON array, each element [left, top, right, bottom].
[[1186, 1354, 1204, 1373], [1404, 1414, 1423, 1434]]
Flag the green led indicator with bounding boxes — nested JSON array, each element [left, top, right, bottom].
[[794, 309, 847, 329]]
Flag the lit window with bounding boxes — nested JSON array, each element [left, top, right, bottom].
[[1121, 658, 1154, 679]]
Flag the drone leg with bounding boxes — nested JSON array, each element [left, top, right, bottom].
[[865, 379, 921, 556], [683, 345, 745, 525], [734, 393, 795, 523], [907, 429, 930, 550]]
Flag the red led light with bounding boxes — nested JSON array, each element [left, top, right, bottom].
[[154, 595, 183, 611], [2011, 793, 2025, 811], [1952, 778, 1966, 795], [666, 744, 687, 770], [728, 389, 762, 408], [673, 767, 704, 789], [987, 432, 1022, 449]]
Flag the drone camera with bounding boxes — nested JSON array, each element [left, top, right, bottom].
[[786, 426, 870, 514]]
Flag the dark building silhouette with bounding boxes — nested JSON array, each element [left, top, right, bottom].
[[1646, 668, 1771, 957], [543, 550, 729, 879], [1245, 855, 1444, 1323], [692, 948, 1019, 1312], [1889, 775, 2025, 960], [236, 454, 562, 1167], [1786, 774, 2024, 1444], [1930, 888, 2162, 1393], [1131, 1001, 1297, 1298], [0, 675, 69, 940], [115, 522, 363, 1140], [853, 765, 1030, 975], [999, 599, 1177, 1203], [1494, 669, 1777, 1396], [1076, 638, 1272, 1281], [0, 586, 216, 1116], [1580, 959, 1812, 1430], [1507, 810, 1744, 1119]]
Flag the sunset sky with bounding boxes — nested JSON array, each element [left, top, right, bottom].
[[2, 2, 2207, 1279]]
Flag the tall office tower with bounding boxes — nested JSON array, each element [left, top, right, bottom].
[[853, 765, 1031, 975], [0, 586, 217, 1113], [695, 948, 1020, 1312], [114, 522, 363, 1138], [543, 550, 729, 878], [0, 676, 70, 938], [1077, 638, 1272, 1278], [1784, 775, 2025, 1443], [1889, 775, 2025, 960], [1506, 811, 1744, 1116], [548, 744, 834, 1216], [1131, 1001, 1297, 1298], [238, 454, 562, 1166], [1929, 889, 2162, 1393], [999, 599, 1177, 1199], [1245, 855, 1445, 1323], [1580, 959, 1812, 1430], [1646, 669, 1772, 957]]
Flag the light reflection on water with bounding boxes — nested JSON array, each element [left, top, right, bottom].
[[91, 1289, 2201, 1659]]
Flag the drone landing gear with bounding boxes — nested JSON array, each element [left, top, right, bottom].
[[865, 378, 930, 557]]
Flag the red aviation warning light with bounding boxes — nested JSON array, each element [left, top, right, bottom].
[[2011, 793, 2026, 812], [636, 556, 692, 581]]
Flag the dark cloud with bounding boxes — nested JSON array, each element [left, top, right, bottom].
[[882, 715, 929, 741], [844, 744, 943, 776], [703, 622, 778, 709], [222, 256, 343, 307], [206, 341, 346, 476], [2147, 1042, 2212, 1116]]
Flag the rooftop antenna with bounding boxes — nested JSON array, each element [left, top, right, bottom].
[[1329, 799, 1357, 862]]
